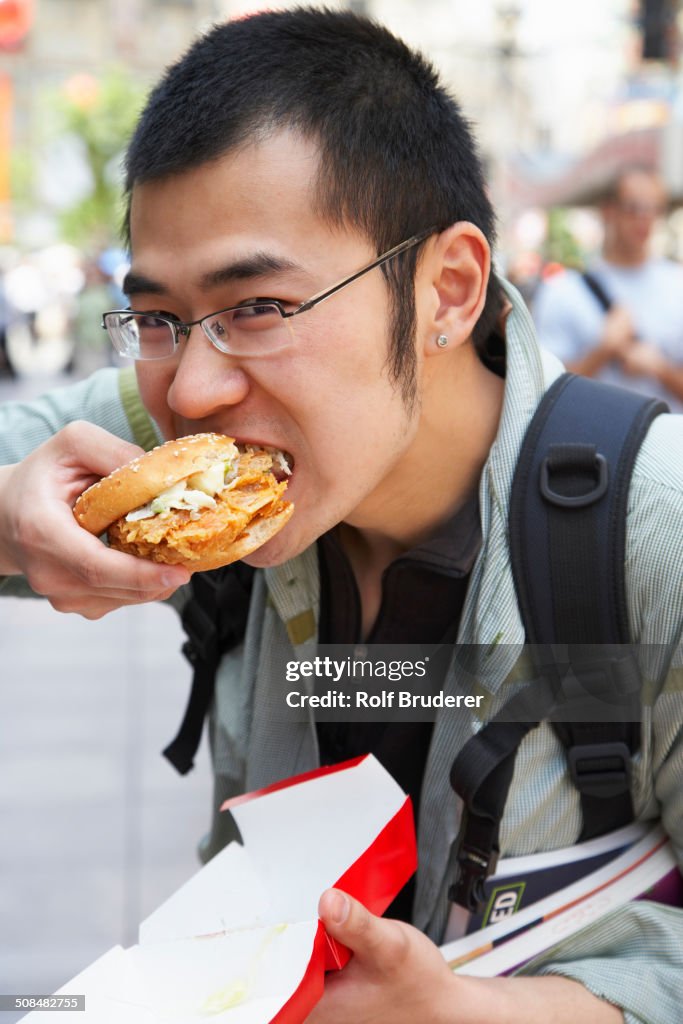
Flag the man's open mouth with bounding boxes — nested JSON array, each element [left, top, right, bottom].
[[235, 442, 294, 482]]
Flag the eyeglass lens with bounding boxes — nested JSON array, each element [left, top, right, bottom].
[[104, 305, 295, 360]]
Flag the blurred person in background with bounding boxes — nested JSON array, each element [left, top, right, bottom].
[[71, 251, 128, 375], [2, 246, 81, 377], [533, 167, 683, 411]]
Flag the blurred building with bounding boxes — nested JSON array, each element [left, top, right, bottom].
[[4, 0, 217, 96], [489, 1, 683, 273], [0, 0, 364, 245], [1, 0, 223, 243], [3, 0, 683, 261]]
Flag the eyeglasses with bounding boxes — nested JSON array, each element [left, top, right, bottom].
[[102, 226, 437, 361], [613, 200, 666, 219]]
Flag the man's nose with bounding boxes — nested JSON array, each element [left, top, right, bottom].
[[167, 324, 250, 419]]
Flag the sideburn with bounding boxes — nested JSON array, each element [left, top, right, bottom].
[[383, 253, 419, 414]]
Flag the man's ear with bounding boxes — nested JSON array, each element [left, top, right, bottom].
[[423, 223, 490, 354]]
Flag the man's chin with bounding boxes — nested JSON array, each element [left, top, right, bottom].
[[241, 524, 306, 569], [243, 501, 345, 569], [242, 546, 286, 569]]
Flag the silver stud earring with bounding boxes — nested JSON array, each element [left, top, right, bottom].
[[436, 334, 449, 348]]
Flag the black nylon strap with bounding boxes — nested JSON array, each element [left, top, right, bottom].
[[162, 656, 215, 776], [544, 442, 606, 643], [506, 378, 665, 848], [163, 563, 255, 775], [509, 374, 667, 646], [511, 377, 666, 826], [448, 720, 539, 910], [581, 271, 613, 313], [448, 375, 667, 910], [554, 720, 640, 840]]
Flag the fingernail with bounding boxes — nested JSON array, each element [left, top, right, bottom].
[[328, 890, 349, 925]]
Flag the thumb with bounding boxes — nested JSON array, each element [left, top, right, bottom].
[[318, 889, 406, 969], [73, 420, 146, 471], [54, 421, 147, 478]]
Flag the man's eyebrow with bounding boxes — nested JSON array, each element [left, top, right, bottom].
[[199, 253, 301, 289], [122, 270, 165, 296], [122, 253, 303, 298]]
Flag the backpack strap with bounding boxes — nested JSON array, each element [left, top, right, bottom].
[[581, 271, 613, 313], [163, 562, 255, 775], [448, 374, 667, 911], [553, 720, 638, 841], [510, 374, 666, 645]]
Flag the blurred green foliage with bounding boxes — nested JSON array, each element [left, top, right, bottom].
[[56, 67, 147, 246], [543, 207, 585, 269], [12, 66, 147, 248], [9, 146, 34, 208]]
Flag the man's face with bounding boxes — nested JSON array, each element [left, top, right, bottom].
[[128, 132, 425, 565], [604, 170, 667, 263]]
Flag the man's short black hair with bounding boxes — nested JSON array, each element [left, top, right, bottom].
[[125, 6, 503, 404]]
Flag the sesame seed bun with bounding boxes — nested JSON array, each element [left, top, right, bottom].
[[73, 433, 293, 571]]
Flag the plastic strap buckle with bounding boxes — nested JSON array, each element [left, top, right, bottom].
[[567, 741, 631, 799], [448, 845, 500, 912], [540, 445, 608, 508]]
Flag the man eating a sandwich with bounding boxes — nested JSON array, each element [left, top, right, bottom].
[[0, 9, 681, 1024]]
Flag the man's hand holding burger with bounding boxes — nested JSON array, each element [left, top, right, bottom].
[[0, 421, 190, 619]]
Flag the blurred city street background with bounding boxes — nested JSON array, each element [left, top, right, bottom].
[[0, 591, 212, 1021], [2, 0, 683, 1010], [0, 362, 213, 1018]]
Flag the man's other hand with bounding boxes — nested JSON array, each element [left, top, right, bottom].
[[308, 889, 625, 1024], [307, 888, 461, 1024]]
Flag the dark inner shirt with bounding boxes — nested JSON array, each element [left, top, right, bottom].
[[315, 494, 482, 921]]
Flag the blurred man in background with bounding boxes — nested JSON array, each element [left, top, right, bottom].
[[533, 166, 683, 410]]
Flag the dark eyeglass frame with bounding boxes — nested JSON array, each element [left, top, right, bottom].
[[101, 226, 437, 357], [612, 200, 667, 218]]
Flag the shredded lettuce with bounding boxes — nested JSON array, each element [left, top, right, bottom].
[[124, 457, 235, 522]]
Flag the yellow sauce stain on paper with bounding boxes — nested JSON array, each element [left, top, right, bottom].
[[199, 979, 249, 1014], [198, 923, 289, 1016]]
